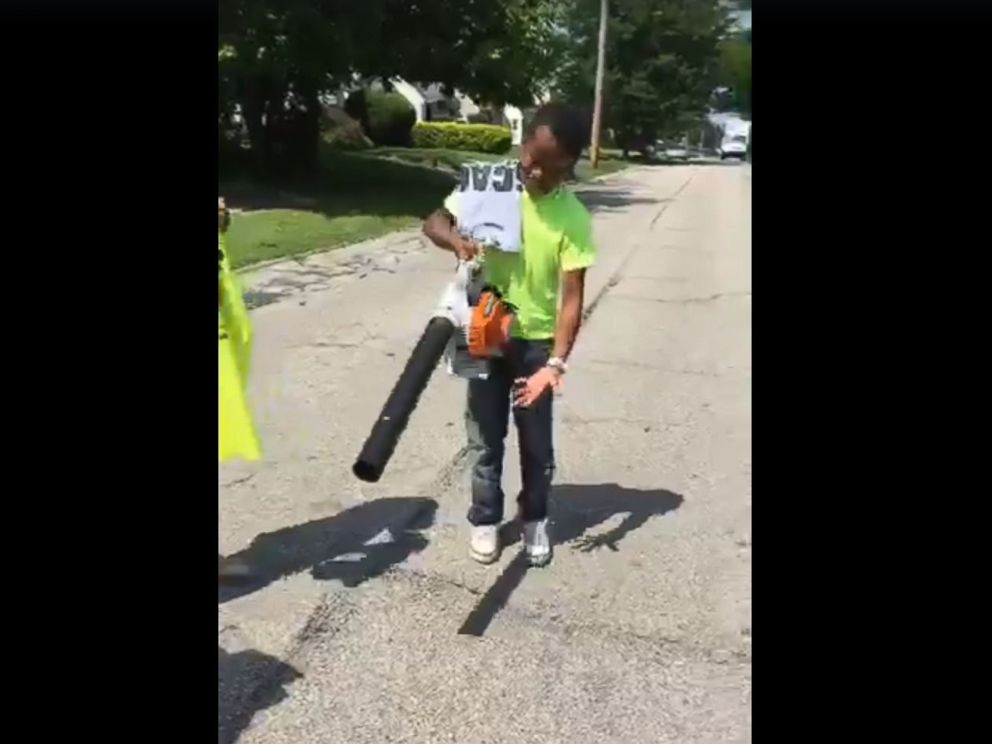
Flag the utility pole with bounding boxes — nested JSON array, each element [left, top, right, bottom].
[[589, 0, 608, 168]]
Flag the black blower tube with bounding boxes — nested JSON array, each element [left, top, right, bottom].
[[352, 316, 456, 482]]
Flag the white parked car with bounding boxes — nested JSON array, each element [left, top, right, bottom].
[[720, 133, 748, 160], [656, 140, 689, 160]]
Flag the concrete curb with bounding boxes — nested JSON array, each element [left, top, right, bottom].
[[235, 228, 423, 277]]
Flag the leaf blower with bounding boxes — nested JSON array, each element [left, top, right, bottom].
[[352, 259, 514, 483]]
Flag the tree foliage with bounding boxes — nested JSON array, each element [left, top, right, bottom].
[[365, 91, 417, 146], [455, 0, 571, 107], [219, 0, 567, 176], [717, 35, 751, 117], [555, 0, 730, 156]]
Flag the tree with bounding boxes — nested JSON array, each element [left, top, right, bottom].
[[458, 0, 571, 108], [717, 36, 751, 117], [219, 0, 568, 177], [219, 0, 365, 175], [555, 0, 730, 157], [369, 0, 567, 109]]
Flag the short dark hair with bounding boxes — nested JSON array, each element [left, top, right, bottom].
[[525, 102, 589, 162]]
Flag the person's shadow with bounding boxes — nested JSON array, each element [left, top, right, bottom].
[[218, 646, 302, 744], [219, 496, 438, 604], [460, 484, 683, 636], [498, 483, 683, 552]]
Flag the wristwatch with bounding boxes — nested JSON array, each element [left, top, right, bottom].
[[546, 356, 568, 374]]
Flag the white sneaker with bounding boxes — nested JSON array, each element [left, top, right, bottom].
[[523, 519, 552, 567], [470, 524, 500, 564]]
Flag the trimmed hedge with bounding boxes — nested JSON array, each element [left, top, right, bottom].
[[411, 122, 512, 154], [366, 91, 416, 146]]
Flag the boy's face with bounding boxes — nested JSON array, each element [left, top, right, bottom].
[[519, 125, 574, 196]]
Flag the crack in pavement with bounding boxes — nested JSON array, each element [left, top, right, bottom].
[[295, 341, 364, 350], [225, 482, 746, 724], [381, 565, 750, 667], [609, 291, 751, 305], [649, 175, 695, 229], [288, 591, 361, 653], [219, 592, 358, 738], [655, 246, 715, 256], [622, 275, 689, 282], [585, 358, 748, 378], [222, 473, 257, 488], [240, 235, 425, 310], [221, 449, 474, 708], [559, 414, 685, 429], [288, 325, 386, 351], [583, 172, 697, 325], [420, 446, 472, 496], [290, 339, 387, 351]]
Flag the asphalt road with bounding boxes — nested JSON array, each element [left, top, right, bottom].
[[219, 161, 751, 744]]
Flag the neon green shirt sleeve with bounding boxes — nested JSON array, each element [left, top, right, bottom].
[[559, 207, 596, 272]]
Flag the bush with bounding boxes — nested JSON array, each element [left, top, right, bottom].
[[411, 122, 512, 154], [344, 90, 371, 133], [365, 91, 416, 146], [322, 119, 373, 151]]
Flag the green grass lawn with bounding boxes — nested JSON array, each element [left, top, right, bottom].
[[221, 144, 629, 269], [222, 150, 455, 269], [225, 205, 429, 268]]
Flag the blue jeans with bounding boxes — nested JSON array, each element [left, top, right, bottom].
[[465, 338, 555, 526]]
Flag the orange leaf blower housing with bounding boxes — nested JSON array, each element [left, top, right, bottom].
[[467, 288, 514, 358]]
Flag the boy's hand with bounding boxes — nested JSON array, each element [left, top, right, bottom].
[[513, 367, 562, 408], [454, 236, 482, 262], [423, 208, 482, 262]]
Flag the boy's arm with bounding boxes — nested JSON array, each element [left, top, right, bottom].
[[513, 209, 595, 409], [423, 207, 480, 261], [551, 268, 586, 363], [513, 268, 585, 408], [552, 206, 596, 364]]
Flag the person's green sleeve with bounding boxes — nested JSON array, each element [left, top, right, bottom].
[[560, 209, 596, 272]]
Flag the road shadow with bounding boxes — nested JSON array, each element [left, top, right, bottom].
[[552, 483, 684, 550], [218, 646, 302, 744], [219, 496, 438, 604], [575, 187, 665, 214], [459, 484, 683, 636]]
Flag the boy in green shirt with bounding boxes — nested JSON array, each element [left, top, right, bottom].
[[423, 103, 596, 566]]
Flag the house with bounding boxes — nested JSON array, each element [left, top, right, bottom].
[[391, 78, 532, 146], [391, 80, 466, 122]]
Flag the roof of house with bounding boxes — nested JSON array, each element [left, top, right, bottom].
[[415, 83, 451, 103]]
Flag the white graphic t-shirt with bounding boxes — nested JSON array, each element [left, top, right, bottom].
[[450, 161, 523, 253]]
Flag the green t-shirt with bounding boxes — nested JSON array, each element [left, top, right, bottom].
[[444, 186, 596, 340]]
